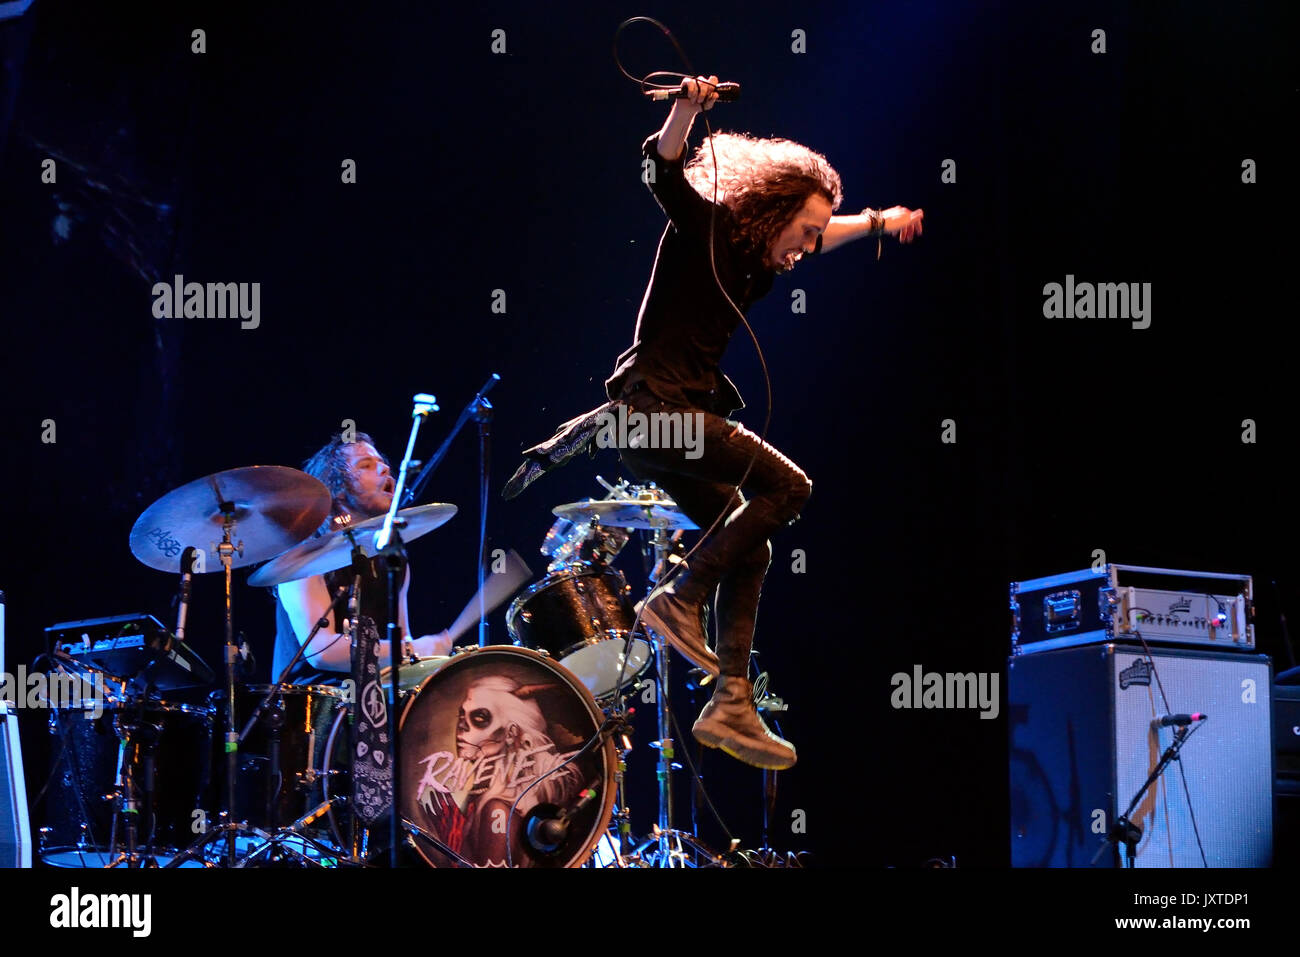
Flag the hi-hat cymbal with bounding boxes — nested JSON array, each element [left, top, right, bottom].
[[551, 498, 698, 531], [247, 503, 458, 587], [130, 466, 332, 572]]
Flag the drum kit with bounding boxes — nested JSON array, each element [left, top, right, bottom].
[[38, 464, 740, 868]]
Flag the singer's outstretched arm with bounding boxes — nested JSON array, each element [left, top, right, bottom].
[[821, 206, 925, 253]]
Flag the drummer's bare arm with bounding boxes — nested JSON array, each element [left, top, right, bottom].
[[279, 575, 447, 675], [402, 569, 453, 657]]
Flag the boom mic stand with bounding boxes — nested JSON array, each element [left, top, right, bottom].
[[375, 392, 438, 866], [1091, 722, 1203, 867], [402, 374, 501, 648]]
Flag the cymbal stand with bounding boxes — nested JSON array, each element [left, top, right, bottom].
[[610, 712, 635, 863], [105, 703, 164, 867], [166, 577, 356, 868], [631, 516, 725, 868], [645, 523, 679, 865], [216, 501, 243, 866], [159, 504, 251, 868]]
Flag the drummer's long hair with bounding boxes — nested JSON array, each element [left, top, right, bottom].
[[303, 431, 390, 514], [682, 132, 843, 263]]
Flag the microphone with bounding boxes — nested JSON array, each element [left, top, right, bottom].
[[1151, 713, 1207, 729], [175, 547, 195, 641], [290, 796, 343, 831], [523, 784, 601, 854], [645, 81, 741, 102]]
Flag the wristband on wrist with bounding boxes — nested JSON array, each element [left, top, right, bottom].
[[864, 208, 885, 259]]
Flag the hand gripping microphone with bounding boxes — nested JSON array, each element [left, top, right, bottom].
[[644, 81, 740, 102]]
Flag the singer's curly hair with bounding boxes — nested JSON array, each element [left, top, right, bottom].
[[303, 431, 389, 509], [683, 132, 843, 262]]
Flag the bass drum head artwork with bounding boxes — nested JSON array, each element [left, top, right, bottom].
[[398, 646, 615, 868]]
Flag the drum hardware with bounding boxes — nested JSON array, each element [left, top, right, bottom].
[[37, 632, 212, 869], [208, 558, 358, 867], [749, 668, 790, 859], [130, 466, 331, 867], [400, 818, 474, 868], [397, 375, 501, 650], [643, 526, 680, 866], [229, 796, 354, 868], [574, 484, 803, 865], [356, 390, 449, 869], [598, 489, 699, 867], [627, 826, 732, 868], [522, 483, 706, 866], [42, 697, 215, 869], [588, 707, 638, 866], [247, 496, 460, 868]]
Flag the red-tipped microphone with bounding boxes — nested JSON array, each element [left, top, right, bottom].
[[1152, 713, 1208, 729], [645, 81, 741, 102]]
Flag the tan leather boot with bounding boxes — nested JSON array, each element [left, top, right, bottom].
[[636, 584, 720, 676], [692, 676, 796, 770]]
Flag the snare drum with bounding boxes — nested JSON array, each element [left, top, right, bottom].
[[398, 645, 616, 868], [42, 700, 214, 867], [506, 567, 652, 700]]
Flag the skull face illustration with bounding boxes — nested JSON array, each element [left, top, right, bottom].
[[455, 676, 547, 761]]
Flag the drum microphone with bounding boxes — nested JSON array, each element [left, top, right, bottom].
[[1151, 712, 1207, 729], [644, 81, 741, 102], [290, 797, 342, 831], [175, 547, 195, 641], [524, 784, 601, 854]]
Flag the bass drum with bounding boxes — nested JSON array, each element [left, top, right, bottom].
[[398, 646, 615, 868]]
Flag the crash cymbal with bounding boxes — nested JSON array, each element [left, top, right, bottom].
[[130, 466, 331, 572], [246, 502, 458, 587], [551, 498, 698, 531]]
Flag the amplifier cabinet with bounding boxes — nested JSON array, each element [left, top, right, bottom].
[[0, 703, 32, 868], [1009, 644, 1272, 867]]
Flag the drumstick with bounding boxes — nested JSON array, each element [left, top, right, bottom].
[[444, 548, 533, 644]]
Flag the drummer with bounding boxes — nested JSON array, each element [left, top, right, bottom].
[[271, 432, 453, 685]]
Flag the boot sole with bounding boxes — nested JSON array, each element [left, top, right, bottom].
[[637, 601, 720, 676], [693, 725, 796, 771]]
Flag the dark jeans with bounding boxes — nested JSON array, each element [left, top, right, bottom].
[[617, 387, 812, 677]]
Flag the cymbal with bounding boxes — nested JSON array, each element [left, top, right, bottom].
[[246, 503, 458, 587], [130, 466, 331, 572], [551, 498, 698, 531]]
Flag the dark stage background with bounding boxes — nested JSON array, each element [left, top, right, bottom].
[[0, 0, 1294, 870]]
